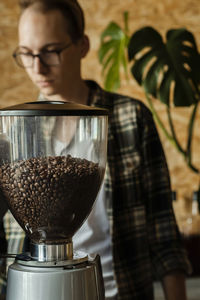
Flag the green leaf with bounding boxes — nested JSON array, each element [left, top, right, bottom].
[[128, 27, 200, 107], [143, 59, 163, 98], [98, 17, 129, 91], [128, 27, 163, 60], [158, 70, 174, 105], [98, 40, 116, 63], [104, 63, 120, 91], [131, 49, 157, 85]]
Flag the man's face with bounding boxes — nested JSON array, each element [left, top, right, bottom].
[[18, 8, 87, 99]]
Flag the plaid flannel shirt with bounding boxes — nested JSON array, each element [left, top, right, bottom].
[[0, 80, 191, 299]]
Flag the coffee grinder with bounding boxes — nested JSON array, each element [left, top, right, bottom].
[[0, 101, 108, 300]]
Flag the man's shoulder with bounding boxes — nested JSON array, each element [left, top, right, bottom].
[[87, 80, 151, 115]]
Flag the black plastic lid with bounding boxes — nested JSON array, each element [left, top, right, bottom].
[[0, 101, 109, 116]]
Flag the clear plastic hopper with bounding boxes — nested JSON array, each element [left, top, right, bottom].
[[0, 101, 108, 248]]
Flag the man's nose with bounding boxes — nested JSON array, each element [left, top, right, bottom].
[[33, 56, 48, 74]]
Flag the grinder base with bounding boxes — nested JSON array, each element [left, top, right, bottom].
[[6, 254, 105, 300]]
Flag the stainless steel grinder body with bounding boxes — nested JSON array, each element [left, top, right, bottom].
[[6, 253, 105, 300]]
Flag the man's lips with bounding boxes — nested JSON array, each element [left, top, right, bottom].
[[36, 80, 54, 87]]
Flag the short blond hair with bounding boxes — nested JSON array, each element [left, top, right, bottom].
[[19, 0, 85, 42]]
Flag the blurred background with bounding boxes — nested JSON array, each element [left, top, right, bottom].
[[0, 0, 200, 245]]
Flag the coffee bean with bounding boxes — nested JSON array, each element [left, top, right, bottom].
[[0, 155, 103, 244]]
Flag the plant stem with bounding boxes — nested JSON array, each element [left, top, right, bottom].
[[123, 11, 129, 36], [166, 107, 186, 155], [145, 92, 199, 174], [186, 102, 198, 164], [145, 92, 173, 141], [123, 11, 130, 82]]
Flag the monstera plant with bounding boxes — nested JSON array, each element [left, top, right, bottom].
[[98, 12, 200, 175]]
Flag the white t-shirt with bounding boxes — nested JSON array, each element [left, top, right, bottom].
[[73, 183, 118, 298]]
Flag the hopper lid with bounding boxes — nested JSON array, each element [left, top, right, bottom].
[[0, 101, 109, 116]]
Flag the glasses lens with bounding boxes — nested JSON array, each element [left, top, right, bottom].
[[40, 52, 60, 66], [16, 53, 33, 68]]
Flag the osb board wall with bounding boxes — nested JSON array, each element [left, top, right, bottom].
[[0, 0, 200, 223]]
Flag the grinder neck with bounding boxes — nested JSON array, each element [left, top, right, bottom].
[[30, 239, 73, 262]]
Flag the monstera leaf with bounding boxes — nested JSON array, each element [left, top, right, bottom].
[[98, 12, 129, 91], [128, 27, 200, 107], [99, 18, 200, 173]]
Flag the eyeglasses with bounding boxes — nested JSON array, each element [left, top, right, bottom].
[[12, 43, 73, 68]]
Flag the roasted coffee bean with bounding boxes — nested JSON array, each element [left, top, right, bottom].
[[0, 155, 103, 244]]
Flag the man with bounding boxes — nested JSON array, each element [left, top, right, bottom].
[[0, 0, 191, 299]]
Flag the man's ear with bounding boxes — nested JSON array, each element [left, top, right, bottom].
[[80, 35, 90, 58]]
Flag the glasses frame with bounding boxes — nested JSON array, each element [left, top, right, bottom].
[[12, 42, 73, 68]]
